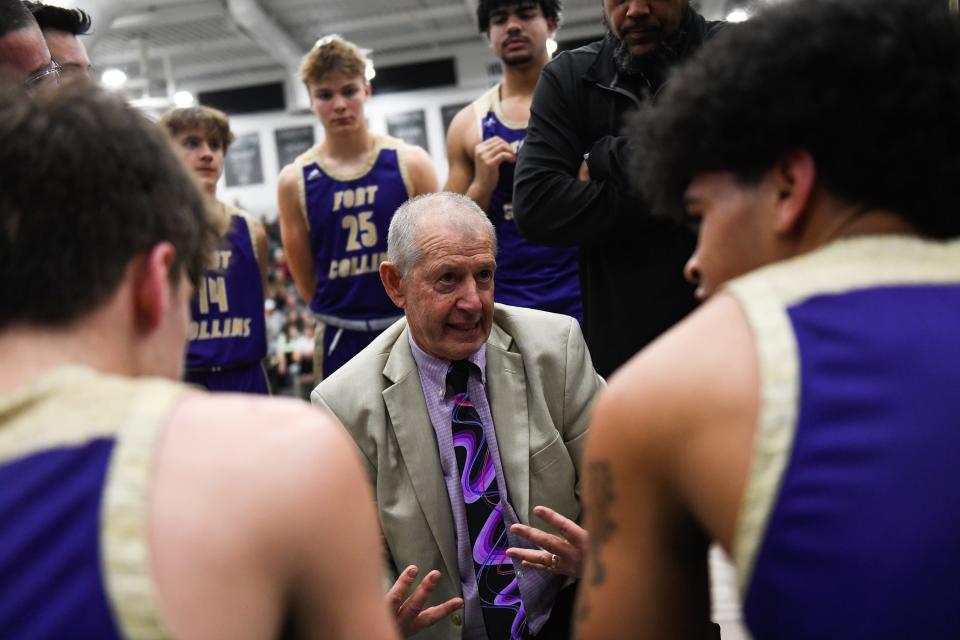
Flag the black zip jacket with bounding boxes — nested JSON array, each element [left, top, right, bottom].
[[513, 10, 724, 377]]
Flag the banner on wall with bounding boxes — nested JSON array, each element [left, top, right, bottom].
[[224, 132, 264, 187], [441, 102, 469, 137], [275, 125, 316, 169], [386, 110, 429, 153]]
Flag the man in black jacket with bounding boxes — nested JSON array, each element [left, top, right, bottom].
[[513, 0, 723, 376]]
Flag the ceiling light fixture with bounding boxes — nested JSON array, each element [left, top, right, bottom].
[[726, 8, 751, 22], [173, 91, 195, 108], [101, 68, 127, 89]]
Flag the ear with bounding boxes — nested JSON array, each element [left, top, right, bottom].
[[133, 242, 178, 333], [769, 149, 817, 234], [379, 261, 406, 310], [363, 81, 373, 100], [546, 16, 558, 38]]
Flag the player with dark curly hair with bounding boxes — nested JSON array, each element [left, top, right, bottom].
[[579, 0, 960, 637]]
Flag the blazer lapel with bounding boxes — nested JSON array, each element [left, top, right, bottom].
[[382, 331, 460, 585], [485, 324, 531, 522]]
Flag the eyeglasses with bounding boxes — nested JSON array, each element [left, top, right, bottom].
[[23, 62, 62, 94]]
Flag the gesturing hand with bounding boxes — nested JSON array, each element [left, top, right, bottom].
[[506, 505, 588, 578], [386, 565, 463, 637]]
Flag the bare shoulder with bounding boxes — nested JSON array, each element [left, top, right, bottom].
[[277, 162, 300, 194], [163, 392, 355, 488], [602, 293, 755, 430], [149, 393, 382, 637], [400, 142, 433, 169], [152, 392, 363, 546], [446, 103, 479, 149], [400, 142, 438, 195], [593, 293, 758, 545]]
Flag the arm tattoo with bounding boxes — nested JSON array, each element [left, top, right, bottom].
[[586, 460, 617, 585], [575, 460, 618, 625]]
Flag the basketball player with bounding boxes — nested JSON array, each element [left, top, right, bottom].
[[159, 106, 271, 394], [0, 83, 473, 638], [445, 0, 582, 320], [278, 35, 438, 381], [576, 0, 960, 637]]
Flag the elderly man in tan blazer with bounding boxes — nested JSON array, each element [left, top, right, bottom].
[[313, 192, 603, 640]]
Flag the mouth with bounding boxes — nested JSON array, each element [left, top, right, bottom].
[[623, 26, 659, 44], [332, 116, 354, 126], [503, 37, 529, 50], [447, 320, 482, 336]]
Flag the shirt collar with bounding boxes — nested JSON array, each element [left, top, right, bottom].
[[408, 332, 487, 387]]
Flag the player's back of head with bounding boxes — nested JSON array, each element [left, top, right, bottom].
[[632, 0, 960, 239], [0, 83, 218, 330]]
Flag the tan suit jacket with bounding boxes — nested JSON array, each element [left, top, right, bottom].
[[312, 304, 603, 639]]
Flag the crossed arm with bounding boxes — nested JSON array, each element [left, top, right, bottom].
[[513, 61, 647, 248]]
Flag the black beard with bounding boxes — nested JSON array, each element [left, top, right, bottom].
[[611, 32, 680, 80], [608, 9, 691, 81]]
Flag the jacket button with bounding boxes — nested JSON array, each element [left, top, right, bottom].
[[450, 612, 463, 627]]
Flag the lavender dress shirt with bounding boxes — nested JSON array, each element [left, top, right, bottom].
[[409, 334, 563, 638]]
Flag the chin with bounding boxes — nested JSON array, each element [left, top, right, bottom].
[[502, 52, 535, 67], [445, 341, 484, 362]]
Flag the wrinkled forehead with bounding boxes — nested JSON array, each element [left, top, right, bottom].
[[416, 226, 495, 270]]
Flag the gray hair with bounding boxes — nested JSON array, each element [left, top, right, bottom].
[[387, 192, 497, 275]]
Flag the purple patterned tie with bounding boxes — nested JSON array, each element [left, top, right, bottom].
[[447, 360, 527, 639]]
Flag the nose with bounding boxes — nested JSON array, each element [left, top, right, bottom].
[[683, 251, 701, 287], [199, 142, 214, 160], [457, 278, 482, 313], [506, 13, 523, 32], [625, 0, 652, 18]]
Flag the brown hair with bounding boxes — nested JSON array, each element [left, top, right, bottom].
[[299, 34, 370, 86], [0, 83, 219, 329], [0, 0, 36, 39], [158, 105, 236, 153]]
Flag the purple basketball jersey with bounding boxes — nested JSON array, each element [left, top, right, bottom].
[[475, 86, 582, 321], [298, 136, 411, 321], [730, 238, 960, 639], [0, 439, 121, 638], [186, 206, 267, 371]]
